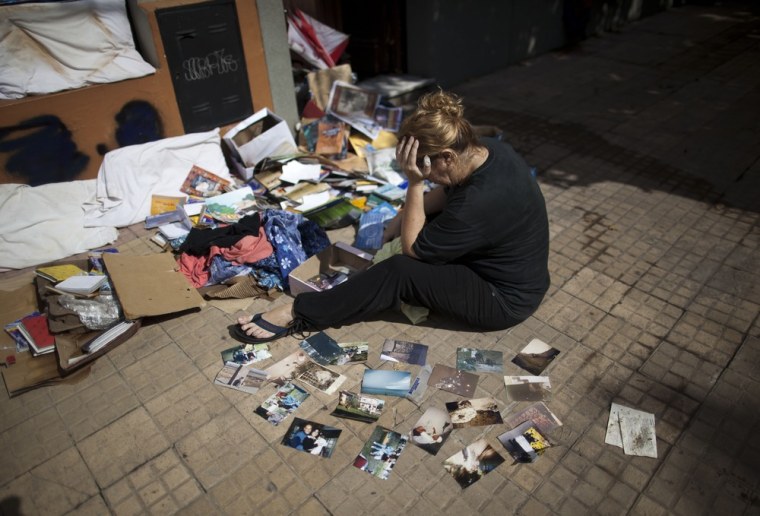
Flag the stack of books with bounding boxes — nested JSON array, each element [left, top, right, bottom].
[[4, 312, 55, 356]]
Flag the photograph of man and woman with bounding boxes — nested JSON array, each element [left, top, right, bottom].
[[281, 418, 342, 458]]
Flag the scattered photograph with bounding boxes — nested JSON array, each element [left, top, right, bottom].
[[446, 397, 503, 428], [281, 417, 342, 458], [605, 402, 657, 458], [254, 382, 310, 426], [456, 347, 503, 373], [374, 105, 403, 132], [327, 81, 382, 139], [299, 332, 344, 365], [180, 164, 230, 198], [331, 391, 385, 423], [503, 402, 563, 435], [204, 186, 257, 223], [214, 362, 268, 394], [221, 343, 271, 366], [504, 375, 551, 402], [443, 439, 505, 489], [409, 407, 452, 455], [296, 360, 347, 395], [429, 364, 478, 398], [406, 364, 433, 404], [511, 338, 560, 375], [361, 369, 411, 397], [352, 426, 409, 480], [380, 339, 428, 366], [497, 421, 552, 464], [265, 350, 311, 386], [331, 342, 369, 365]]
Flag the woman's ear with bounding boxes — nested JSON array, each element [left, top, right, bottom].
[[441, 150, 456, 165]]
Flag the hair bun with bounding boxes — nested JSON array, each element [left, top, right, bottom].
[[417, 90, 464, 119]]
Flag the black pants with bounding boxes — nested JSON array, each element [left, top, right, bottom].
[[293, 255, 523, 331]]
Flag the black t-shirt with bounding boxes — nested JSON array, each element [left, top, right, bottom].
[[412, 139, 550, 318]]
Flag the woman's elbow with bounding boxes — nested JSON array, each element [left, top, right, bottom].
[[401, 241, 419, 259]]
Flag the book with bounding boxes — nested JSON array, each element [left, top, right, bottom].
[[150, 194, 186, 216], [55, 274, 107, 295], [18, 313, 55, 355], [315, 118, 348, 159], [81, 320, 137, 354], [35, 264, 86, 283], [180, 165, 231, 198]]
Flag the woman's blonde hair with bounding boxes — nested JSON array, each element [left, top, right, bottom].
[[399, 90, 477, 156]]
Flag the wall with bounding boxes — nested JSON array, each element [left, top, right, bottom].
[[0, 0, 281, 186], [405, 0, 676, 88], [405, 0, 565, 88]]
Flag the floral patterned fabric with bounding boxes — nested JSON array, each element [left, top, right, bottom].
[[261, 209, 330, 290]]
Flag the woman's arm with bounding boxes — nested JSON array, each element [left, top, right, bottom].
[[395, 137, 432, 258], [382, 186, 447, 244]]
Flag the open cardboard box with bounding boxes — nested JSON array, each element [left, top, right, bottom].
[[223, 108, 297, 180], [289, 242, 373, 296]]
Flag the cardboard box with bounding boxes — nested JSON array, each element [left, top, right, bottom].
[[288, 242, 373, 296], [223, 108, 297, 179]]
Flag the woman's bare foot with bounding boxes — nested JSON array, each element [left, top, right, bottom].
[[237, 303, 295, 338]]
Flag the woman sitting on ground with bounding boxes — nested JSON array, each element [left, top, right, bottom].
[[232, 90, 550, 344]]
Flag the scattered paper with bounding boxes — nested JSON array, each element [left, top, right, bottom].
[[280, 161, 322, 183], [605, 403, 657, 458], [293, 191, 331, 212]]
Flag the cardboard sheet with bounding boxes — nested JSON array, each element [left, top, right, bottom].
[[103, 253, 205, 320]]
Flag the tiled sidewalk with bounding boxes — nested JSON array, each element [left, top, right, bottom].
[[1, 3, 759, 515]]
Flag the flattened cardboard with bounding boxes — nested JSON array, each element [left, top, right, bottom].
[[103, 253, 205, 320], [2, 349, 91, 397]]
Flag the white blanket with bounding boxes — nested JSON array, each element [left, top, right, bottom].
[[83, 129, 231, 228], [0, 0, 155, 99], [0, 181, 119, 270]]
